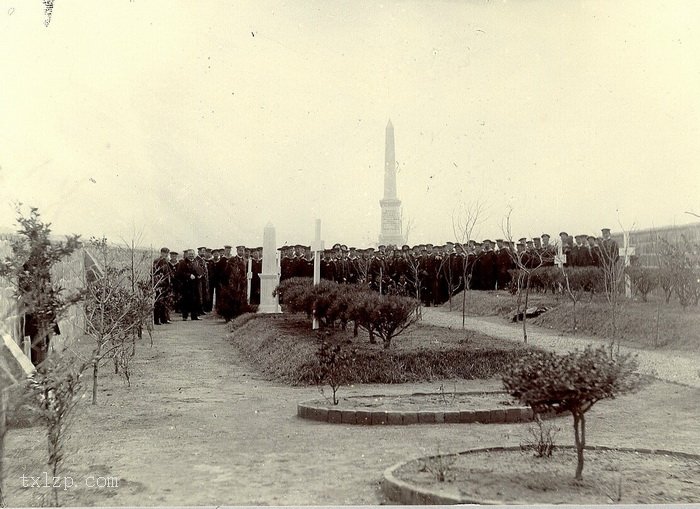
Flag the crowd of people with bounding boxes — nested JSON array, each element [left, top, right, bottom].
[[152, 228, 620, 321], [152, 245, 261, 324]]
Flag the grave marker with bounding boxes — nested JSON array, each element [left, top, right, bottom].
[[310, 219, 324, 330], [619, 232, 636, 298], [555, 242, 567, 269], [257, 223, 281, 314]]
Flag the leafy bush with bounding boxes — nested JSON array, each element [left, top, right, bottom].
[[625, 266, 659, 302], [503, 346, 641, 480]]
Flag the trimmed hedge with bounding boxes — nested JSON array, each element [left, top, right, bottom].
[[275, 277, 420, 348]]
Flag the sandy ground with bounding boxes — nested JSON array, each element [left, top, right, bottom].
[[4, 314, 699, 506]]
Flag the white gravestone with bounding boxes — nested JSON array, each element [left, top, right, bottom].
[[310, 219, 324, 330], [257, 223, 282, 314], [555, 242, 567, 269]]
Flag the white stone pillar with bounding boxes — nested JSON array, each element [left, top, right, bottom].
[[258, 222, 281, 314], [310, 219, 324, 330]]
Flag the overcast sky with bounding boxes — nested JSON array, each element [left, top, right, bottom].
[[1, 1, 698, 250]]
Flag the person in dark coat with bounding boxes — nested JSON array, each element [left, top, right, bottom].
[[153, 247, 173, 325], [250, 247, 262, 305], [600, 228, 619, 265], [208, 249, 223, 310], [168, 251, 181, 314], [176, 249, 202, 320], [19, 260, 61, 366]]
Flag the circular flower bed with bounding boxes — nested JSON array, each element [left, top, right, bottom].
[[383, 445, 700, 504], [297, 391, 538, 425]]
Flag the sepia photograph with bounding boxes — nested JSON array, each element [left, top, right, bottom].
[[0, 0, 698, 506]]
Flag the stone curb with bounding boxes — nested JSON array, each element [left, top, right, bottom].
[[381, 445, 700, 505], [297, 391, 539, 425]]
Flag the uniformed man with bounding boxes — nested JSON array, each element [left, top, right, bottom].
[[176, 249, 202, 321], [168, 251, 181, 313], [153, 247, 173, 325], [600, 228, 619, 264], [195, 247, 209, 314], [250, 247, 262, 305]]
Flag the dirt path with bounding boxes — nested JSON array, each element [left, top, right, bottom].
[[420, 307, 700, 388], [5, 315, 699, 506]]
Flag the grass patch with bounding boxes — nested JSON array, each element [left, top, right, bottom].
[[444, 290, 700, 352], [531, 298, 700, 351], [228, 313, 536, 385]]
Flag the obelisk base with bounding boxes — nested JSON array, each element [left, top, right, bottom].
[[258, 274, 281, 314]]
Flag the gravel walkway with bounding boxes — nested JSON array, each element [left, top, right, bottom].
[[420, 307, 700, 388]]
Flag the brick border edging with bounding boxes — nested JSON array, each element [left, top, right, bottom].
[[381, 445, 700, 505], [297, 391, 539, 425]]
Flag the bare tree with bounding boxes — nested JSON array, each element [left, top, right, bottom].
[[452, 200, 486, 328], [79, 238, 160, 404], [402, 214, 415, 245], [501, 207, 551, 343], [598, 220, 632, 357]]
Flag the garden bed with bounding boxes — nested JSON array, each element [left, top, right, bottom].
[[298, 391, 538, 425], [228, 313, 537, 385], [384, 445, 700, 504]]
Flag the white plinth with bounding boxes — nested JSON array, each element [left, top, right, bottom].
[[258, 274, 281, 314]]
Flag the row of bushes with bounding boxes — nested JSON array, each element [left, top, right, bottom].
[[508, 265, 699, 306], [275, 277, 420, 348], [509, 266, 604, 295]]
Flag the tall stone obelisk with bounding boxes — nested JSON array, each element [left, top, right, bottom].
[[379, 120, 404, 246]]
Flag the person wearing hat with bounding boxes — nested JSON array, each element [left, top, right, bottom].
[[557, 232, 572, 267], [570, 235, 585, 266], [217, 245, 248, 320], [208, 248, 226, 311], [249, 247, 263, 305], [587, 235, 602, 267], [321, 249, 336, 282], [152, 247, 173, 325], [176, 249, 202, 321], [346, 247, 360, 284], [279, 246, 294, 281], [167, 251, 181, 313], [539, 234, 555, 266], [194, 247, 209, 314], [600, 228, 619, 263], [495, 239, 513, 290], [222, 245, 232, 260]]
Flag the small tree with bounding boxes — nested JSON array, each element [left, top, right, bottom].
[[82, 238, 149, 403], [453, 199, 486, 328], [27, 353, 86, 507], [560, 267, 604, 330], [315, 336, 356, 405], [501, 208, 551, 343], [0, 206, 82, 365], [503, 346, 640, 481], [626, 266, 659, 303]]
